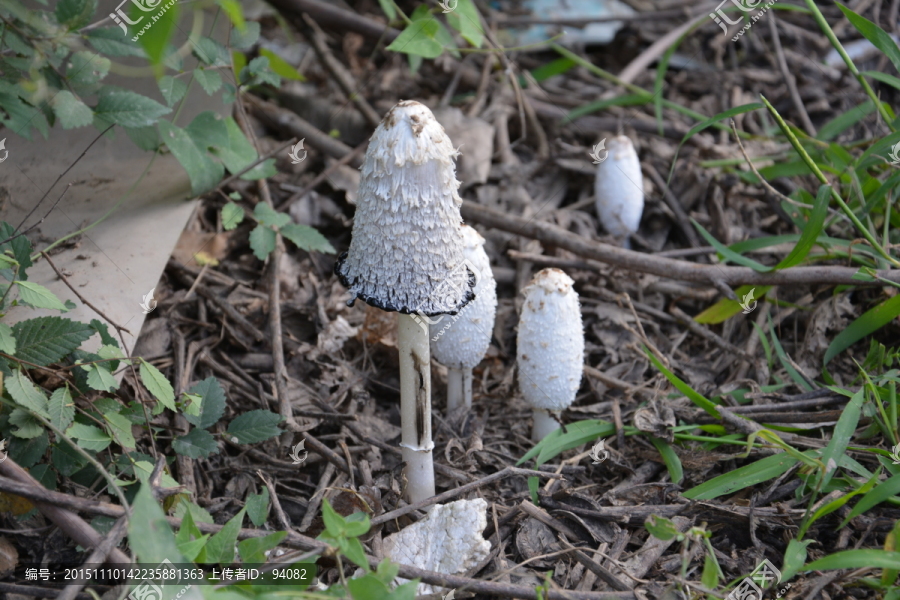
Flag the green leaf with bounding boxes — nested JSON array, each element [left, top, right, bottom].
[[11, 317, 94, 367], [226, 409, 282, 444], [133, 0, 179, 65], [140, 358, 176, 412], [824, 293, 900, 365], [222, 202, 244, 230], [94, 86, 170, 128], [693, 219, 770, 272], [104, 411, 136, 449], [230, 21, 259, 51], [280, 223, 335, 254], [201, 507, 246, 564], [48, 386, 75, 432], [185, 111, 228, 151], [773, 184, 830, 270], [376, 0, 396, 21], [695, 285, 772, 325], [194, 68, 223, 95], [249, 224, 276, 260], [387, 16, 444, 59], [7, 370, 49, 416], [82, 363, 118, 392], [343, 511, 371, 538], [339, 536, 370, 570], [173, 428, 219, 458], [253, 203, 291, 229], [841, 471, 900, 526], [158, 76, 188, 107], [9, 408, 44, 439], [806, 550, 900, 571], [445, 0, 484, 48], [211, 117, 276, 179], [193, 37, 226, 66], [125, 126, 160, 151], [258, 48, 304, 81], [67, 51, 111, 95], [817, 100, 876, 141], [66, 422, 112, 452], [217, 0, 245, 31], [517, 419, 614, 467], [837, 3, 900, 74], [782, 538, 813, 583], [242, 56, 281, 86], [246, 487, 270, 527], [129, 482, 188, 567], [159, 120, 224, 195], [238, 531, 287, 564], [50, 90, 93, 129], [816, 387, 864, 490], [0, 222, 32, 278], [184, 377, 226, 429], [15, 281, 67, 311], [683, 452, 802, 500], [56, 0, 97, 29], [649, 436, 683, 485], [0, 323, 16, 355], [645, 348, 720, 417], [9, 430, 49, 468], [320, 498, 345, 537], [644, 515, 680, 541], [864, 70, 900, 93]]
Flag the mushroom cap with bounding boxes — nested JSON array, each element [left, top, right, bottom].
[[516, 268, 584, 411], [430, 225, 497, 369], [335, 101, 475, 316], [594, 135, 644, 240]]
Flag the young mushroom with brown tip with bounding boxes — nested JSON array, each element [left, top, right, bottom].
[[335, 100, 474, 502], [430, 224, 497, 412], [516, 268, 584, 440]]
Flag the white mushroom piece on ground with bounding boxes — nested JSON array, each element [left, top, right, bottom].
[[594, 135, 644, 249], [430, 224, 497, 412], [516, 268, 584, 440], [335, 100, 475, 502]]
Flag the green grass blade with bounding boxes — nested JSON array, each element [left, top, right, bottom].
[[817, 101, 876, 141], [644, 347, 720, 417], [816, 387, 865, 491], [563, 94, 650, 124], [840, 471, 900, 526], [863, 71, 900, 93], [517, 420, 615, 466], [649, 436, 683, 485], [806, 550, 900, 571], [823, 294, 900, 365], [773, 185, 830, 269], [683, 452, 802, 500], [695, 285, 772, 325], [836, 3, 900, 74]]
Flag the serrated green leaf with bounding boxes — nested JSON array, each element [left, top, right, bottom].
[[173, 428, 218, 459], [80, 363, 117, 392], [103, 411, 136, 449], [56, 0, 97, 29], [222, 202, 244, 230], [184, 377, 226, 429], [258, 48, 304, 81], [249, 224, 275, 260], [194, 68, 223, 94], [226, 409, 282, 444], [67, 51, 111, 95], [52, 438, 90, 476], [0, 222, 32, 277], [211, 117, 276, 179], [0, 323, 16, 354], [158, 75, 188, 107], [94, 86, 170, 128], [280, 223, 335, 254], [230, 21, 259, 50], [185, 111, 228, 151], [48, 386, 75, 432], [9, 430, 49, 468], [51, 91, 92, 129], [246, 487, 269, 527], [7, 370, 49, 416], [253, 203, 291, 229], [66, 422, 111, 452], [159, 120, 224, 195], [9, 408, 44, 439], [139, 359, 176, 412], [241, 56, 281, 87], [193, 37, 226, 65], [15, 281, 67, 311]]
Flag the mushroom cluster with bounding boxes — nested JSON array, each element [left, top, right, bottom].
[[335, 100, 475, 502], [516, 268, 585, 440]]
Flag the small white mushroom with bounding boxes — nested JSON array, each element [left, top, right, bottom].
[[516, 269, 584, 440], [430, 225, 497, 411], [335, 100, 475, 502], [594, 135, 644, 249]]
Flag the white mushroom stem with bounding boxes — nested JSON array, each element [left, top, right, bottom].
[[398, 313, 436, 502], [446, 367, 474, 411], [531, 409, 560, 441]]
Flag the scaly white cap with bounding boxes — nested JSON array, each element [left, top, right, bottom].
[[594, 135, 644, 244], [516, 269, 584, 411], [335, 100, 475, 316], [430, 225, 497, 369]]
